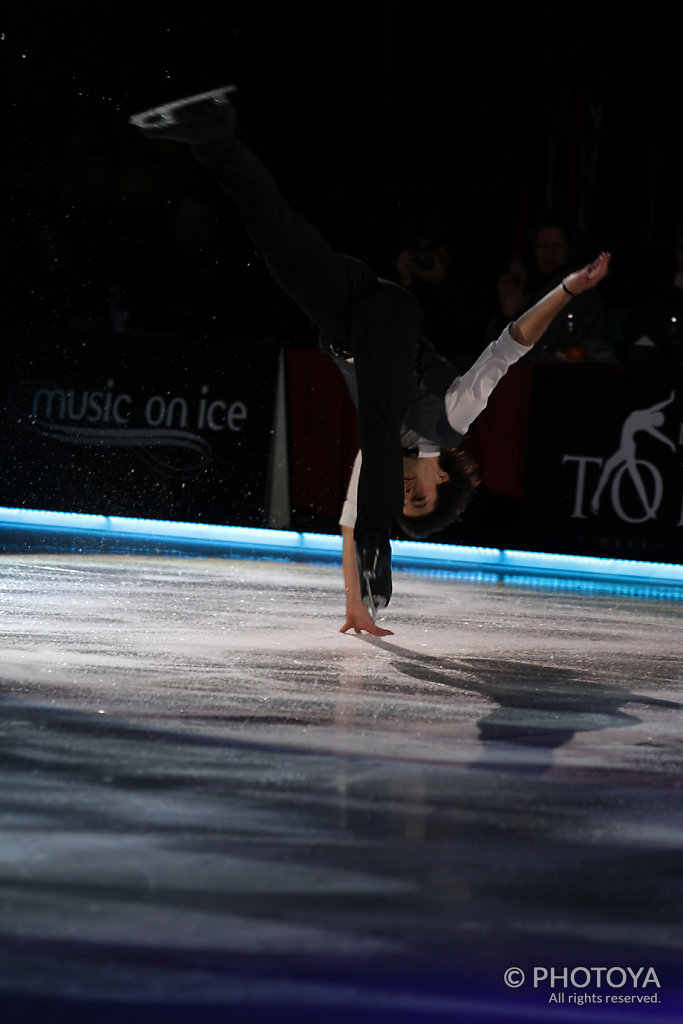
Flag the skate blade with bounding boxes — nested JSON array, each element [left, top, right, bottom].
[[129, 85, 238, 129], [362, 571, 387, 622]]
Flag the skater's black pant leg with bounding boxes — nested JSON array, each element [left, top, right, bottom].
[[193, 138, 375, 339], [351, 282, 421, 541], [194, 137, 421, 542]]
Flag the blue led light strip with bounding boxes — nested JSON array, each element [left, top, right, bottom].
[[0, 506, 681, 588]]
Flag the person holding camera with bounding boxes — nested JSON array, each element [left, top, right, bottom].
[[393, 217, 487, 363], [394, 233, 450, 288]]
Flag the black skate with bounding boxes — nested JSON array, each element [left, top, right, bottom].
[[356, 535, 392, 620], [129, 85, 237, 144]]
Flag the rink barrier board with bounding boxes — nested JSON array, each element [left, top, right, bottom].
[[0, 506, 682, 592]]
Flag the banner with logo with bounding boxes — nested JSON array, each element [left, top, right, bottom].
[[519, 364, 683, 564], [0, 332, 280, 527]]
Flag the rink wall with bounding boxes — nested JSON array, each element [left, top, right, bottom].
[[0, 507, 681, 598], [0, 332, 682, 567]]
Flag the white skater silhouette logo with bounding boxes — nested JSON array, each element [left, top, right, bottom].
[[590, 392, 676, 521]]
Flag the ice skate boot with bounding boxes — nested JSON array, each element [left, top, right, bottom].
[[356, 535, 392, 620], [129, 85, 237, 145]]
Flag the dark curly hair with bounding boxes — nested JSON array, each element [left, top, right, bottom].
[[398, 447, 480, 539]]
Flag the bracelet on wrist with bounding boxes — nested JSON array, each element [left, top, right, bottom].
[[562, 277, 577, 297]]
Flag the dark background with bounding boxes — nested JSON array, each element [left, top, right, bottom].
[[2, 0, 682, 318], [1, 1, 682, 554]]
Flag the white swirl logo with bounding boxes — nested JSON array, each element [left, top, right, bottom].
[[504, 967, 525, 988]]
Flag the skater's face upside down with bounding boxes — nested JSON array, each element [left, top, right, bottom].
[[402, 456, 450, 518]]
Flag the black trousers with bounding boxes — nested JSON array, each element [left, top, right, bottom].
[[194, 137, 422, 543]]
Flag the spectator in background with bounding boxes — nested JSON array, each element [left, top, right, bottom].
[[392, 213, 487, 363], [485, 217, 617, 363]]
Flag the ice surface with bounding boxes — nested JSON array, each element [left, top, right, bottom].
[[0, 553, 681, 1022]]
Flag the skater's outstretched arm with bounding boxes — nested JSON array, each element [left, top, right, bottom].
[[444, 253, 612, 436], [510, 252, 611, 346], [339, 527, 394, 637]]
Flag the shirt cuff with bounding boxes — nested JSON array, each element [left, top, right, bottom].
[[338, 450, 361, 528]]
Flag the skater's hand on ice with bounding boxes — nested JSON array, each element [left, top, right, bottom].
[[340, 528, 393, 636], [340, 606, 394, 637], [565, 252, 611, 294]]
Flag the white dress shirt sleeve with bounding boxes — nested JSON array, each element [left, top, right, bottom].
[[339, 449, 362, 529], [445, 325, 528, 434]]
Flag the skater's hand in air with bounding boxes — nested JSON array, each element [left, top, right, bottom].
[[340, 605, 394, 637], [564, 251, 611, 294], [511, 252, 612, 348]]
